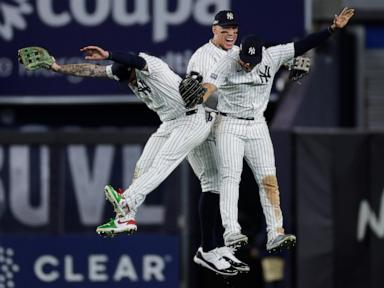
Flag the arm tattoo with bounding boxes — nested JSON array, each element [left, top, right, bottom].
[[56, 64, 108, 78]]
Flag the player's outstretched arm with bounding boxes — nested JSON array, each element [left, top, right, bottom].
[[50, 62, 109, 78], [50, 45, 112, 77], [17, 46, 109, 78], [294, 7, 354, 57]]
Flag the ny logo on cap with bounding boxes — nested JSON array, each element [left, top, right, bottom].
[[226, 12, 234, 20], [248, 47, 256, 55]]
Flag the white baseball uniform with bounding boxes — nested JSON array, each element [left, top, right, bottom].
[[206, 43, 295, 242], [186, 41, 236, 193], [107, 53, 216, 213]]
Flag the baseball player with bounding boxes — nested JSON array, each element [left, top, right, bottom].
[[74, 48, 218, 235], [186, 10, 250, 274], [190, 7, 355, 253], [18, 45, 214, 235]]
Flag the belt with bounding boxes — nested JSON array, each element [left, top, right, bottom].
[[219, 112, 254, 121], [168, 109, 198, 121], [186, 109, 198, 116]]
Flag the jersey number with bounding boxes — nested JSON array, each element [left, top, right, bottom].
[[137, 80, 152, 96]]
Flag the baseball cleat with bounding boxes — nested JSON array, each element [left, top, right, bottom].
[[224, 233, 248, 249], [215, 246, 250, 273], [104, 185, 131, 216], [96, 217, 137, 236], [266, 234, 296, 253], [193, 247, 238, 276]]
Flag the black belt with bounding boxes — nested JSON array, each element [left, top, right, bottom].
[[219, 112, 254, 121], [186, 109, 198, 116]]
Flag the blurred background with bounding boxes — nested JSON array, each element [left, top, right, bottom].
[[0, 0, 383, 287]]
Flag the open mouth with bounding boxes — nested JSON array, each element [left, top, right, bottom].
[[225, 37, 234, 45]]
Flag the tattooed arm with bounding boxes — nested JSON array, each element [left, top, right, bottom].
[[50, 62, 108, 78]]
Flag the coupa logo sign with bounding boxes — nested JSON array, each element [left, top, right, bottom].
[[0, 0, 231, 42], [0, 246, 20, 288]]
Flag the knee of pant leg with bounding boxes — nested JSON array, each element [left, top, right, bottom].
[[202, 189, 219, 194], [221, 166, 241, 185], [133, 166, 141, 181], [262, 175, 284, 231], [200, 174, 220, 192], [201, 183, 220, 193], [262, 175, 281, 206], [133, 160, 150, 181]]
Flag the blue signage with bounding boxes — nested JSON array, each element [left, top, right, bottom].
[[0, 234, 179, 288], [365, 26, 384, 49]]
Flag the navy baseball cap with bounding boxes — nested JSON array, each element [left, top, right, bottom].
[[212, 10, 238, 27], [239, 35, 264, 65]]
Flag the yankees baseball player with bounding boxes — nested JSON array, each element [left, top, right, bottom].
[[186, 10, 250, 274], [34, 46, 211, 235], [197, 7, 354, 253]]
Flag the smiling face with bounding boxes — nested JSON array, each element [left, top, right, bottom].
[[212, 25, 238, 50]]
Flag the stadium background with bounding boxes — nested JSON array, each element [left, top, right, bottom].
[[0, 0, 383, 287]]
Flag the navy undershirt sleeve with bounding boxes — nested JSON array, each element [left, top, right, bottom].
[[111, 63, 131, 81], [108, 51, 147, 70], [294, 28, 334, 57]]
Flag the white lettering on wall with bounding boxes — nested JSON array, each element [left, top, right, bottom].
[[68, 145, 114, 225], [9, 146, 49, 226], [1, 0, 231, 42], [357, 189, 384, 241]]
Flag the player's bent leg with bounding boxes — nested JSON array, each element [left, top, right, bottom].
[[123, 110, 213, 212], [266, 234, 296, 253], [133, 130, 168, 181], [215, 246, 250, 273], [193, 247, 238, 276]]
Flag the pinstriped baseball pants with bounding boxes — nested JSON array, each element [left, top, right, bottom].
[[123, 106, 215, 212], [216, 115, 284, 242]]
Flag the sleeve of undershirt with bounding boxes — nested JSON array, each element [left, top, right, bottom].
[[105, 63, 132, 81]]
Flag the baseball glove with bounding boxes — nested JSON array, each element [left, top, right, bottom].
[[284, 56, 311, 81], [18, 47, 55, 71], [179, 72, 206, 109]]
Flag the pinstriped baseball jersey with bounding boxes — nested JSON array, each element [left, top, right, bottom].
[[207, 43, 294, 118], [209, 43, 295, 243], [107, 52, 190, 122]]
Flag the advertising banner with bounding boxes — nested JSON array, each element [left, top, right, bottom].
[[0, 0, 304, 102], [0, 130, 183, 233], [0, 234, 179, 288]]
